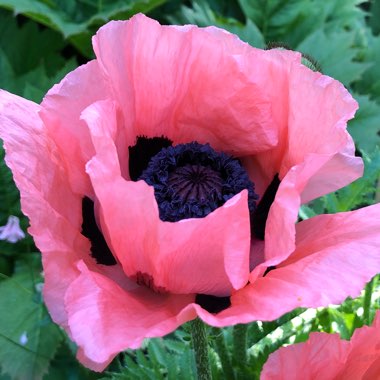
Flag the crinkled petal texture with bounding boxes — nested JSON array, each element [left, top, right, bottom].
[[252, 65, 363, 268], [0, 90, 87, 328], [261, 311, 380, 380], [92, 15, 281, 156], [0, 13, 378, 373]]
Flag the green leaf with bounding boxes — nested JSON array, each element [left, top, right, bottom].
[[0, 10, 78, 102], [0, 255, 63, 380], [237, 0, 311, 43], [296, 29, 370, 86], [44, 340, 103, 380], [0, 0, 167, 57], [238, 0, 367, 47], [348, 95, 380, 152], [369, 0, 380, 35], [103, 334, 196, 380], [0, 10, 66, 75], [355, 34, 380, 102]]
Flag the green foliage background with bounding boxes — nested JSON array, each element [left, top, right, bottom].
[[0, 1, 379, 379]]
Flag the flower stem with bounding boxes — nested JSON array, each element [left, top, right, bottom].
[[233, 324, 247, 376], [363, 276, 376, 325], [212, 328, 235, 379], [190, 318, 212, 380], [233, 324, 247, 363]]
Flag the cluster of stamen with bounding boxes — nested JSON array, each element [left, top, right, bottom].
[[139, 142, 258, 222], [82, 136, 280, 313]]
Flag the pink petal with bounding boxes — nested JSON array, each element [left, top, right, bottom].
[[283, 65, 362, 203], [239, 48, 303, 191], [40, 60, 111, 195], [0, 91, 129, 334], [261, 153, 339, 265], [248, 62, 362, 265], [261, 332, 349, 380], [230, 203, 380, 322], [0, 90, 83, 326], [339, 312, 380, 379], [363, 358, 380, 380], [80, 99, 131, 180], [283, 66, 359, 173], [252, 61, 359, 182], [65, 260, 195, 371], [300, 152, 364, 204], [92, 14, 290, 155], [82, 100, 251, 296], [261, 312, 380, 379]]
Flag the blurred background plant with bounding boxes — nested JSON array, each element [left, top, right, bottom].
[[0, 0, 379, 379]]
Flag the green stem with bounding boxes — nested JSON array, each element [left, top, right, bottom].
[[363, 277, 376, 325], [190, 318, 212, 380], [233, 324, 247, 365], [212, 328, 235, 379]]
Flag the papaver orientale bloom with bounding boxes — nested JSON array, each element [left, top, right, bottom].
[[261, 311, 380, 380], [0, 14, 379, 371]]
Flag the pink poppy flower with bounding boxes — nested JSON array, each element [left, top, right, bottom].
[[0, 215, 25, 243], [261, 311, 380, 380], [0, 14, 379, 371]]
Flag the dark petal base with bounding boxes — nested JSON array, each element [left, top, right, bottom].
[[263, 266, 276, 276], [140, 141, 258, 222], [251, 174, 280, 240], [195, 294, 231, 314], [81, 197, 117, 266], [131, 271, 167, 293], [128, 136, 173, 181]]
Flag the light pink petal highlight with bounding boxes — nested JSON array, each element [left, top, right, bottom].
[[92, 13, 282, 155], [65, 260, 195, 371]]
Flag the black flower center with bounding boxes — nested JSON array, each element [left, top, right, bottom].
[[139, 141, 258, 222]]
